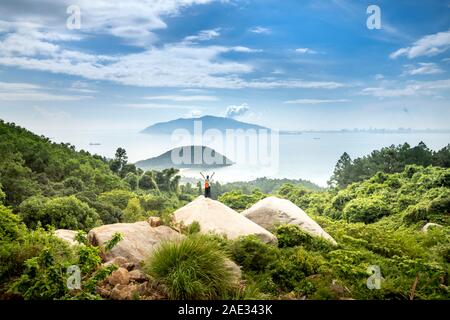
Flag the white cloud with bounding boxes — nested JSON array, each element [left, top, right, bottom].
[[295, 48, 318, 54], [230, 46, 262, 53], [248, 26, 271, 34], [362, 79, 450, 98], [225, 103, 249, 118], [403, 63, 444, 75], [390, 29, 450, 59], [144, 95, 219, 102], [184, 28, 221, 43], [284, 99, 349, 105], [0, 81, 92, 101], [0, 1, 216, 47], [374, 74, 384, 80]]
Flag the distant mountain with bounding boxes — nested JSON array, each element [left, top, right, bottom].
[[135, 145, 234, 170], [141, 115, 269, 135]]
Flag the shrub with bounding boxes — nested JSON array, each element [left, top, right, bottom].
[[218, 190, 265, 211], [268, 247, 324, 292], [122, 198, 145, 223], [343, 197, 390, 224], [230, 236, 279, 273], [0, 184, 5, 204], [275, 224, 333, 251], [98, 189, 135, 210], [143, 235, 237, 299]]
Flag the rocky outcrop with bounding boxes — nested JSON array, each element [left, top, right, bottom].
[[54, 229, 79, 246], [173, 196, 277, 244], [97, 256, 166, 300], [88, 221, 182, 264], [242, 196, 337, 245]]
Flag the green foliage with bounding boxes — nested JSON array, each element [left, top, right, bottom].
[[122, 198, 146, 223], [98, 189, 135, 210], [330, 142, 450, 188], [342, 197, 391, 224], [103, 232, 123, 252], [0, 184, 5, 204], [180, 221, 201, 235], [218, 189, 266, 211], [275, 225, 333, 251], [230, 236, 279, 273], [143, 235, 237, 300], [19, 196, 99, 231]]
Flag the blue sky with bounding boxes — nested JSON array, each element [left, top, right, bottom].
[[0, 0, 449, 133]]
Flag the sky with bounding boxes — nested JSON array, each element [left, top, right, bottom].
[[0, 0, 449, 133]]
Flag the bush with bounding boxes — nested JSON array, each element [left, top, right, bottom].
[[268, 247, 324, 292], [218, 190, 265, 211], [343, 197, 390, 223], [98, 189, 135, 210], [122, 198, 145, 223], [144, 235, 237, 299], [230, 236, 279, 273], [0, 184, 5, 204], [275, 225, 333, 251]]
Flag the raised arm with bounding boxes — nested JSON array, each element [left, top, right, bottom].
[[200, 172, 206, 179], [210, 172, 215, 180]]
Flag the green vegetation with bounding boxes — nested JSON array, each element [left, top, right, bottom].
[[330, 142, 450, 188], [0, 119, 448, 300], [143, 235, 238, 300]]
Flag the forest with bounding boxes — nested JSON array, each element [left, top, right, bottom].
[[0, 119, 449, 300]]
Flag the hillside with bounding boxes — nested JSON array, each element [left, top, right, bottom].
[[141, 115, 269, 135], [135, 145, 234, 170]]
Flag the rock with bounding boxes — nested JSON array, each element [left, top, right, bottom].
[[422, 222, 443, 232], [54, 229, 79, 246], [108, 267, 130, 286], [173, 196, 277, 244], [148, 216, 162, 227], [88, 221, 182, 264], [104, 256, 129, 268], [129, 270, 148, 283], [110, 284, 140, 300], [242, 196, 337, 245]]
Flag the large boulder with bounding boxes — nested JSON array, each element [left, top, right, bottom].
[[242, 196, 337, 245], [173, 196, 277, 244], [88, 221, 182, 264], [54, 229, 79, 246]]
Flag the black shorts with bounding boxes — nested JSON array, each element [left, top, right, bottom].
[[205, 187, 211, 198]]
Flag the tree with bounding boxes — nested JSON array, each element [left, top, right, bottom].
[[122, 198, 145, 223], [19, 196, 99, 231], [329, 152, 353, 188], [139, 172, 158, 190], [110, 148, 128, 174]]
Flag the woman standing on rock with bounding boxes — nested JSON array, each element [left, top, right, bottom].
[[200, 172, 215, 198]]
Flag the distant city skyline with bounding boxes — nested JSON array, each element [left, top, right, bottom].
[[0, 0, 449, 135]]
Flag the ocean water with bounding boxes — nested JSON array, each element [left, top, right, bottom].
[[44, 129, 450, 187]]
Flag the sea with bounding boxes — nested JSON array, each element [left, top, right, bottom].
[[43, 129, 450, 187]]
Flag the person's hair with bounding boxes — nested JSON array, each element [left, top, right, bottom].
[[206, 175, 209, 179]]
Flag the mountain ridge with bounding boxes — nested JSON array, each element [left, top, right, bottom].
[[141, 115, 269, 135]]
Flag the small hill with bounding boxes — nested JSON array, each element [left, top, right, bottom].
[[141, 115, 269, 135], [173, 196, 277, 244], [135, 145, 233, 170]]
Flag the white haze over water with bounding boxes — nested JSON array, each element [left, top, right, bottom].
[[40, 129, 450, 187]]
